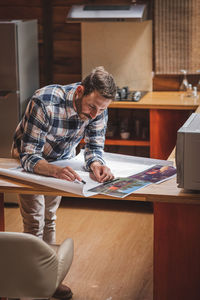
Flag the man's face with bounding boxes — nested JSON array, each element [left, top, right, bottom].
[[75, 87, 111, 121]]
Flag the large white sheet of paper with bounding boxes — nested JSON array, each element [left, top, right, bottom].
[[0, 150, 173, 197]]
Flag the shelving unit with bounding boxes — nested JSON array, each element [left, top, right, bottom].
[[105, 139, 150, 146], [107, 92, 199, 159], [105, 106, 150, 157], [80, 92, 199, 160]]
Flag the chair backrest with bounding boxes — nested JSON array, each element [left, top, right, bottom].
[[0, 232, 58, 298]]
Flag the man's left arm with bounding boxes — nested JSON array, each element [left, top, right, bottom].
[[84, 110, 114, 182]]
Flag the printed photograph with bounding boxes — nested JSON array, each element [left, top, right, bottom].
[[88, 164, 176, 198]]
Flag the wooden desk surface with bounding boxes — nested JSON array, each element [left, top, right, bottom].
[[109, 91, 200, 110], [0, 158, 200, 205]]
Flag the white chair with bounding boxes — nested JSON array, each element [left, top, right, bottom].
[[0, 232, 74, 298]]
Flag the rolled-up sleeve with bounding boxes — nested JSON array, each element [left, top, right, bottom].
[[19, 98, 50, 172], [84, 110, 108, 170]]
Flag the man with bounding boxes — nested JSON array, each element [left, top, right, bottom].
[[12, 66, 116, 299]]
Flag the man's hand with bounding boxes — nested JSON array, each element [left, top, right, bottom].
[[90, 161, 114, 183], [34, 159, 82, 182], [55, 166, 82, 182]]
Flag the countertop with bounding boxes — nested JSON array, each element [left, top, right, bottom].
[[109, 91, 200, 110]]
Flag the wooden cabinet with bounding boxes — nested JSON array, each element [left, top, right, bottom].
[[105, 92, 198, 160], [80, 92, 199, 160], [105, 108, 150, 157], [149, 109, 190, 159]]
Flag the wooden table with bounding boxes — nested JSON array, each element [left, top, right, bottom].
[[1, 158, 200, 300]]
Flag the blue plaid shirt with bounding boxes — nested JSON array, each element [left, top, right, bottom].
[[13, 83, 108, 172]]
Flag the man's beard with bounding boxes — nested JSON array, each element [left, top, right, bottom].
[[75, 95, 91, 120]]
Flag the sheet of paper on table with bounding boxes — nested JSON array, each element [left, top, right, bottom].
[[0, 150, 174, 197]]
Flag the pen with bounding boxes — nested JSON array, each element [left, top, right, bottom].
[[74, 179, 86, 184]]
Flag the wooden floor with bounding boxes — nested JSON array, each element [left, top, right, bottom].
[[4, 196, 153, 300]]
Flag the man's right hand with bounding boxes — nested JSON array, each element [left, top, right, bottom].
[[55, 166, 82, 182], [33, 159, 82, 182]]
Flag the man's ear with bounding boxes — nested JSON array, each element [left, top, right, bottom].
[[76, 85, 84, 97]]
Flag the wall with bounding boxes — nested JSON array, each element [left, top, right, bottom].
[[0, 0, 153, 88], [0, 0, 198, 90], [82, 21, 152, 91]]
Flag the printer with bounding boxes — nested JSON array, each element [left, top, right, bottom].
[[176, 113, 200, 190]]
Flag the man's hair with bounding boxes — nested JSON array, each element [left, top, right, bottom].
[[81, 66, 117, 100]]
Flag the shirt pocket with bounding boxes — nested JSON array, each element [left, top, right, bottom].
[[46, 134, 71, 155]]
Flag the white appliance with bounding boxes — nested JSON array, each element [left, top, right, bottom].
[[176, 113, 200, 190]]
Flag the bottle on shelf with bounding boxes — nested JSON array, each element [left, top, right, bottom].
[[179, 69, 189, 91], [192, 86, 198, 98], [185, 85, 199, 99], [186, 84, 193, 97]]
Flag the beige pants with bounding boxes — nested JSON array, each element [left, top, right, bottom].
[[18, 194, 62, 244]]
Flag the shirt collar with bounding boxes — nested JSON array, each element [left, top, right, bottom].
[[66, 85, 79, 117]]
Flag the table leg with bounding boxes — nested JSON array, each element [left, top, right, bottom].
[[154, 202, 200, 300], [0, 192, 4, 231]]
